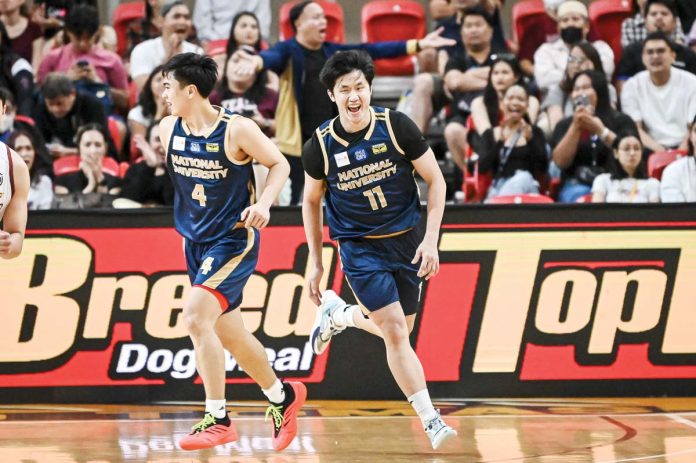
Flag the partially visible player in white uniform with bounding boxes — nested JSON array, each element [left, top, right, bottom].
[[0, 92, 29, 259]]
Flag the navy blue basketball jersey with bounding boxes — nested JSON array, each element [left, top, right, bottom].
[[166, 108, 255, 243], [316, 106, 421, 240]]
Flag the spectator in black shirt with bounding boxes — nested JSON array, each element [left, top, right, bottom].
[[552, 70, 638, 203], [443, 6, 503, 173], [33, 72, 117, 159], [0, 21, 35, 117]]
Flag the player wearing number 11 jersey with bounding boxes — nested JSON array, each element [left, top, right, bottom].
[[302, 50, 456, 450], [159, 53, 305, 453]]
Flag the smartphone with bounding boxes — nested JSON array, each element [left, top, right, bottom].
[[574, 94, 590, 108], [76, 59, 89, 68]]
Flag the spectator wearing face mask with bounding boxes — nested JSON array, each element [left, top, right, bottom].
[[533, 1, 614, 95]]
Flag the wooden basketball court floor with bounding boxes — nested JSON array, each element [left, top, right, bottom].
[[3, 398, 696, 462]]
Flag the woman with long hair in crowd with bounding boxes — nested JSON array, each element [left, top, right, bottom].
[[592, 132, 660, 203], [551, 70, 638, 203], [541, 41, 618, 135], [54, 123, 121, 195], [477, 82, 548, 199], [8, 127, 54, 209], [127, 64, 167, 138]]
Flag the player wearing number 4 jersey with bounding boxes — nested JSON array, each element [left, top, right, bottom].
[[159, 53, 305, 452], [301, 50, 457, 450]]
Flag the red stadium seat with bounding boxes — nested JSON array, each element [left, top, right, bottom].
[[648, 150, 686, 180], [53, 155, 121, 178], [461, 116, 491, 203], [113, 1, 146, 57], [205, 39, 229, 57], [108, 117, 123, 155], [361, 0, 425, 76], [487, 194, 555, 204], [512, 0, 546, 44], [575, 193, 593, 203], [279, 1, 345, 43], [589, 0, 633, 67], [53, 155, 81, 176]]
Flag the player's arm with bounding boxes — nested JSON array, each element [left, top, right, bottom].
[[411, 149, 446, 280], [391, 110, 446, 280], [158, 116, 177, 159], [302, 174, 327, 305], [231, 117, 290, 228], [0, 150, 30, 259], [301, 135, 328, 305]]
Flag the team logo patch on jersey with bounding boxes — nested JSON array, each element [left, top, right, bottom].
[[354, 148, 367, 161], [371, 143, 387, 154], [173, 136, 186, 151], [190, 142, 201, 152], [206, 143, 220, 152], [334, 151, 350, 167]]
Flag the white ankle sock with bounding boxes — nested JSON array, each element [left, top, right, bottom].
[[262, 379, 285, 404], [334, 304, 359, 328], [408, 389, 438, 425], [205, 399, 227, 419]]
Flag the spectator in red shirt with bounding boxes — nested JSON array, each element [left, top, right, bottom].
[[0, 0, 42, 63]]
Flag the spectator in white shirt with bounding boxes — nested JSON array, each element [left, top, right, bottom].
[[592, 133, 660, 203], [661, 115, 696, 201], [130, 1, 203, 91], [621, 31, 696, 153], [533, 1, 614, 94]]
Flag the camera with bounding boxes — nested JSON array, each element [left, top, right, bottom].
[[574, 94, 590, 108]]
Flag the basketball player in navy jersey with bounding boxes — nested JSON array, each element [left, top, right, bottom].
[[0, 91, 29, 260], [301, 50, 457, 449], [159, 53, 305, 452]]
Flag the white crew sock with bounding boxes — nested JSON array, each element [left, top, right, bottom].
[[333, 304, 359, 328], [205, 398, 227, 419], [408, 389, 438, 426], [262, 379, 285, 404]]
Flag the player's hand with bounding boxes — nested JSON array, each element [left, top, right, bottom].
[[307, 264, 324, 306], [411, 238, 440, 280], [0, 231, 13, 257], [240, 203, 270, 229]]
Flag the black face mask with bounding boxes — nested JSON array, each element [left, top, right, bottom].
[[561, 26, 583, 45]]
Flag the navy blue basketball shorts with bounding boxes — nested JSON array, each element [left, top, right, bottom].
[[184, 227, 259, 313], [338, 229, 423, 315]]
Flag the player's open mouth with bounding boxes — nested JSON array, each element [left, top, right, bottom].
[[347, 105, 361, 114]]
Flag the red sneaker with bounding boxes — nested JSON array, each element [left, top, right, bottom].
[[265, 381, 307, 451], [179, 413, 239, 450]]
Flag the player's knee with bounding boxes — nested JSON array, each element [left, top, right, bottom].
[[379, 320, 410, 346], [183, 311, 213, 339]]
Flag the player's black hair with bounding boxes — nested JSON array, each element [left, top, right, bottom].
[[319, 50, 375, 91], [162, 52, 218, 98]]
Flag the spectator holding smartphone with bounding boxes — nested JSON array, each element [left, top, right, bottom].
[[552, 70, 638, 202]]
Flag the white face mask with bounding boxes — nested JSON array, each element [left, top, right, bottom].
[[0, 114, 14, 133]]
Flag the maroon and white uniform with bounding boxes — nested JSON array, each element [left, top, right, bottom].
[[0, 143, 14, 221]]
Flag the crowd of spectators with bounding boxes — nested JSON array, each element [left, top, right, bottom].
[[1, 0, 695, 210]]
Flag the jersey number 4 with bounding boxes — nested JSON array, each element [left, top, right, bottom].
[[363, 185, 388, 210], [192, 184, 207, 207]]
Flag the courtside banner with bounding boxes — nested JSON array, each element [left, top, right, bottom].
[[1, 205, 696, 402]]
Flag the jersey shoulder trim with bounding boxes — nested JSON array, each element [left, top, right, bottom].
[[384, 108, 405, 156], [224, 114, 253, 165], [314, 127, 330, 177]]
